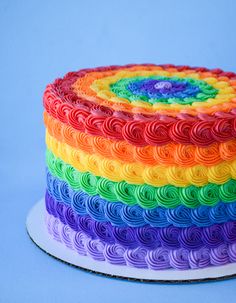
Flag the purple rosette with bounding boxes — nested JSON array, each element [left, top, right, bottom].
[[228, 243, 236, 262], [112, 227, 137, 248], [210, 244, 229, 266], [61, 224, 73, 248], [64, 206, 79, 230], [51, 217, 62, 242], [73, 231, 88, 256], [146, 248, 171, 270], [189, 247, 211, 269], [124, 247, 148, 269], [55, 202, 66, 224], [45, 191, 57, 216], [135, 226, 160, 249], [86, 239, 105, 261], [179, 226, 203, 249], [169, 249, 190, 270], [78, 216, 95, 238], [158, 226, 180, 249], [104, 244, 126, 265], [93, 221, 114, 243], [222, 221, 236, 243], [202, 225, 224, 248]]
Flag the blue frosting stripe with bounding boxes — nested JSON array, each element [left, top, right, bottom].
[[46, 191, 236, 251], [46, 170, 236, 228]]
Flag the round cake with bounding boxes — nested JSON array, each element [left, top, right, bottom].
[[43, 64, 236, 272]]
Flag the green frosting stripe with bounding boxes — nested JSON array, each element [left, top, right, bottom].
[[46, 150, 236, 209]]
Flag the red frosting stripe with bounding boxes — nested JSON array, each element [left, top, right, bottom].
[[43, 64, 236, 148], [44, 112, 236, 167]]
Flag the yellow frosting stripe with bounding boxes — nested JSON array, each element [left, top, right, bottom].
[[45, 130, 236, 187]]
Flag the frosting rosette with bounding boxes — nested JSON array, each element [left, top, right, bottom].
[[43, 64, 236, 271]]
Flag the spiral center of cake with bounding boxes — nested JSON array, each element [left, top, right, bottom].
[[109, 76, 218, 105]]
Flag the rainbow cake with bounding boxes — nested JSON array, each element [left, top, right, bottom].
[[43, 64, 236, 271]]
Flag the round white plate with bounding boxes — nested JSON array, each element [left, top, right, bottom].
[[26, 199, 236, 283]]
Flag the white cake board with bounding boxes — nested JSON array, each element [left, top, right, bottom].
[[26, 199, 236, 283]]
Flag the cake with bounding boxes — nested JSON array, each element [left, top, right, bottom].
[[43, 64, 236, 271]]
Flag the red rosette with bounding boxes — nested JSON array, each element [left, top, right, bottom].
[[220, 72, 236, 78], [210, 68, 223, 75], [68, 109, 90, 131], [56, 103, 73, 124], [144, 121, 170, 146], [43, 85, 54, 113], [169, 120, 193, 144], [122, 121, 147, 146], [232, 118, 236, 137], [101, 117, 126, 140], [190, 121, 215, 146], [49, 98, 63, 119], [84, 115, 105, 136], [175, 65, 190, 71], [194, 67, 209, 72], [211, 118, 234, 142]]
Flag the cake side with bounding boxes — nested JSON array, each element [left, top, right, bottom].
[[43, 64, 236, 270]]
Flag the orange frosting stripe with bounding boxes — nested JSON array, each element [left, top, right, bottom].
[[44, 111, 236, 167]]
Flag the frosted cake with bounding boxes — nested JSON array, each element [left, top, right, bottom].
[[43, 64, 236, 271]]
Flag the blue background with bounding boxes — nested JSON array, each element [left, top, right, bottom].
[[1, 0, 236, 302]]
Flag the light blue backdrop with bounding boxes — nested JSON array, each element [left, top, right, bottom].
[[1, 0, 236, 302]]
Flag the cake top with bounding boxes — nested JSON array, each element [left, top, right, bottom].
[[43, 64, 236, 147]]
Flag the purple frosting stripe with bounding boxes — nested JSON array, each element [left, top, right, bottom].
[[45, 193, 236, 251], [46, 213, 236, 270]]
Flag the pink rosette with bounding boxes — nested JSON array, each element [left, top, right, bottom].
[[90, 104, 113, 117]]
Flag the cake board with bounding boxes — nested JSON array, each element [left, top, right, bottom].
[[26, 199, 236, 283]]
